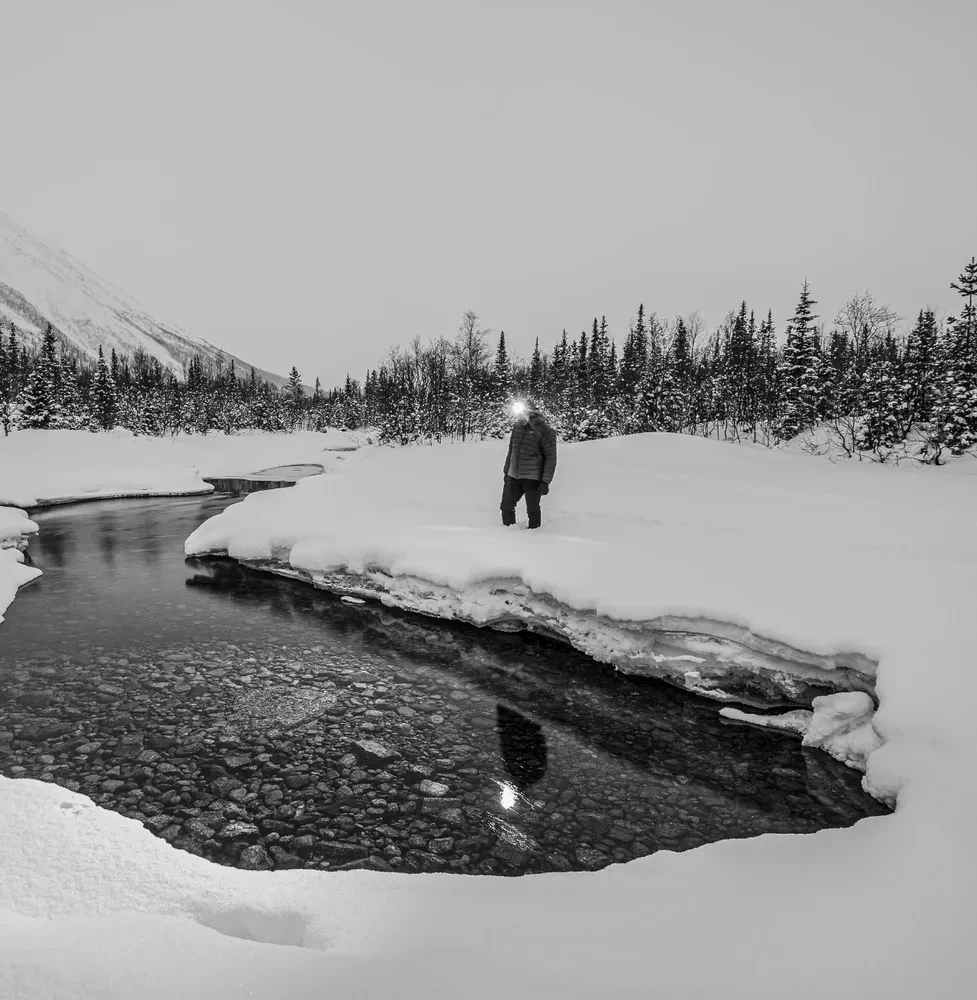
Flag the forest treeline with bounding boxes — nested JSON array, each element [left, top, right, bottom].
[[1, 258, 975, 463]]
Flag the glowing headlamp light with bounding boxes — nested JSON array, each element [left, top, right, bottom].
[[511, 401, 527, 416]]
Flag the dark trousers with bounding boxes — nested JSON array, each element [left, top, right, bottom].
[[500, 476, 543, 529]]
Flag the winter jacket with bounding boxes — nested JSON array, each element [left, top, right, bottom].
[[503, 416, 557, 484]]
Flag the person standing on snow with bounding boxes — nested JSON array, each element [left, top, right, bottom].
[[500, 401, 557, 530]]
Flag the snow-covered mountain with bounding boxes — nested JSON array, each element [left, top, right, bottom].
[[0, 212, 285, 385]]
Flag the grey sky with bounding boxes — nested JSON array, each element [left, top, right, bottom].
[[2, 0, 974, 385]]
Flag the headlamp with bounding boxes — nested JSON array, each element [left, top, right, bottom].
[[511, 401, 527, 416]]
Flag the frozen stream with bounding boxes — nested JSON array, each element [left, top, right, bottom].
[[0, 496, 889, 874]]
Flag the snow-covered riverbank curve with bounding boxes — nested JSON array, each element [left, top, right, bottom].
[[186, 433, 977, 790]]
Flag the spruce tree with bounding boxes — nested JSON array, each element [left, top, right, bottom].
[[588, 316, 612, 407], [8, 330, 20, 398], [548, 331, 570, 416], [657, 334, 687, 432], [90, 345, 119, 430], [528, 338, 543, 400], [19, 326, 63, 429], [857, 356, 903, 452], [950, 257, 977, 351], [564, 331, 588, 436], [756, 310, 778, 425], [632, 358, 660, 434], [940, 257, 977, 453], [900, 309, 939, 432], [494, 331, 513, 402], [777, 281, 823, 438], [55, 355, 83, 430], [0, 330, 9, 435], [494, 331, 509, 372], [287, 366, 305, 430], [617, 305, 647, 399], [823, 329, 856, 424], [726, 301, 758, 428], [671, 318, 693, 386], [576, 330, 588, 388]]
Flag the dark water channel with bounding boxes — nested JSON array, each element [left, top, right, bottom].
[[0, 495, 889, 875]]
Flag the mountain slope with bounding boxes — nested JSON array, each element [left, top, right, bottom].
[[0, 212, 285, 385]]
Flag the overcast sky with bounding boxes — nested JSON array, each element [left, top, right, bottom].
[[2, 0, 974, 384]]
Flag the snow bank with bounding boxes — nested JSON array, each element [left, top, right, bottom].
[[0, 505, 38, 547], [0, 506, 40, 622], [187, 434, 977, 709], [801, 692, 883, 767], [0, 550, 40, 625], [1, 758, 971, 999], [0, 428, 366, 508], [720, 692, 883, 769]]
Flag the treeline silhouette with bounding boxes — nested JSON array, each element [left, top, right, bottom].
[[1, 259, 974, 463]]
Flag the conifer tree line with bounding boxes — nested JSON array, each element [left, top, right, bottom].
[[1, 258, 974, 462], [354, 258, 977, 461], [0, 335, 339, 437]]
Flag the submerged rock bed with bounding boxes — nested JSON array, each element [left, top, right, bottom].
[[1, 611, 888, 875], [0, 497, 889, 876]]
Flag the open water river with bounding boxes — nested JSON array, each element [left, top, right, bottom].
[[0, 495, 889, 874]]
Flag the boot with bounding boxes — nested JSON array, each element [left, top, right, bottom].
[[527, 510, 541, 530], [501, 509, 516, 527]]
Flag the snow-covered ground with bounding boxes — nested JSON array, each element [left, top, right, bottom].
[[2, 430, 976, 998], [0, 427, 365, 509]]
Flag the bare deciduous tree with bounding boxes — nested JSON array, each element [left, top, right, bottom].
[[451, 311, 491, 440], [834, 292, 901, 370], [685, 310, 707, 359]]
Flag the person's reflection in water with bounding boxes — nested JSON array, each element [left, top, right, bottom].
[[496, 704, 547, 808]]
